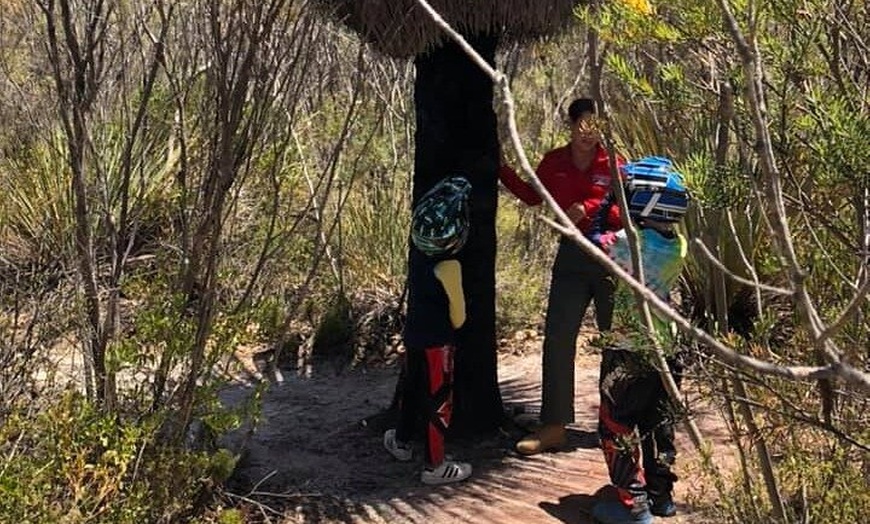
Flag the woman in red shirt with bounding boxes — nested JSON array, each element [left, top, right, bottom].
[[500, 98, 624, 455]]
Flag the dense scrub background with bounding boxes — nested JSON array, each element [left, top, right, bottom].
[[0, 0, 867, 522]]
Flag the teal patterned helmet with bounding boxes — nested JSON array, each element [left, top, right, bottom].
[[411, 176, 472, 257]]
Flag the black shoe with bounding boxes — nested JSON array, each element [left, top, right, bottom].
[[649, 493, 676, 517]]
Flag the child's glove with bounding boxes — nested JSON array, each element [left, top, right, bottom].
[[434, 259, 466, 329], [597, 231, 618, 251]]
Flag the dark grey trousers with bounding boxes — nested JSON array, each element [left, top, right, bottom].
[[540, 236, 615, 425]]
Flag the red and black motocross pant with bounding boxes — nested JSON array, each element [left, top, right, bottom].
[[396, 345, 455, 468], [598, 347, 682, 510]]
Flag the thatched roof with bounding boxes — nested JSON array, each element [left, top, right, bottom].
[[313, 1, 584, 58]]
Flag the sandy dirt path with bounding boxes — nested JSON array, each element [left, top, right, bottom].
[[221, 339, 733, 524]]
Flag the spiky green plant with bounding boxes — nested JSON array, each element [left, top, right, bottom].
[[2, 131, 76, 263]]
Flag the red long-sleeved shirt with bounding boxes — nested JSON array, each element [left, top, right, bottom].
[[499, 143, 624, 234]]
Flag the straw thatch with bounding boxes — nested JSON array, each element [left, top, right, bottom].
[[313, 0, 584, 57]]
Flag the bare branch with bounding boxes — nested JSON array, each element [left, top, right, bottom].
[[692, 238, 792, 296], [818, 277, 870, 344], [715, 0, 870, 413]]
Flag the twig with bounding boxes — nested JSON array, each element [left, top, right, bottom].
[[818, 276, 870, 344], [726, 392, 869, 452], [725, 209, 764, 321], [692, 238, 792, 295], [223, 490, 284, 519], [247, 469, 279, 497]]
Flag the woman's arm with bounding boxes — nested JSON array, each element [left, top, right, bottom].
[[498, 164, 543, 206]]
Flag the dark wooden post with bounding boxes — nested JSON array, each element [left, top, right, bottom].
[[411, 34, 504, 435]]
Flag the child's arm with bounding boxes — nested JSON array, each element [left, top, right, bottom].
[[607, 229, 635, 273], [434, 259, 466, 329], [588, 192, 618, 246]]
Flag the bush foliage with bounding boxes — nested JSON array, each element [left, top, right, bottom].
[[0, 0, 868, 522]]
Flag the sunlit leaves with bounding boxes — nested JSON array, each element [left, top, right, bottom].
[[606, 54, 654, 96], [796, 89, 870, 189], [679, 151, 750, 211]]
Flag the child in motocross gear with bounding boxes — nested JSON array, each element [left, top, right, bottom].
[[383, 176, 473, 485], [589, 156, 690, 523]]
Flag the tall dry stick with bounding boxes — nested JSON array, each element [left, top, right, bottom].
[[39, 0, 107, 404], [584, 0, 713, 470], [716, 0, 865, 398]]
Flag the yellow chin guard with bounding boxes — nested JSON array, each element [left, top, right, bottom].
[[434, 259, 466, 329]]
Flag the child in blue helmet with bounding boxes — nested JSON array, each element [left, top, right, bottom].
[[383, 176, 473, 485], [588, 157, 690, 523]]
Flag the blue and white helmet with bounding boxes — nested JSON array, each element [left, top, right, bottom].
[[411, 176, 472, 257], [622, 156, 689, 223]]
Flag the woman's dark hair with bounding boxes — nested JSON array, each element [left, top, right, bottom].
[[568, 98, 596, 122]]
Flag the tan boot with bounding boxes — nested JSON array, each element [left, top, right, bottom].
[[516, 424, 567, 455]]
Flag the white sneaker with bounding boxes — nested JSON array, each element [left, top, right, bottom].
[[421, 460, 472, 485], [383, 429, 413, 462]]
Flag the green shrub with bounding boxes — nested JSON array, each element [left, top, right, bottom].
[[0, 394, 236, 524], [778, 442, 870, 523], [707, 435, 870, 523], [495, 202, 551, 336]]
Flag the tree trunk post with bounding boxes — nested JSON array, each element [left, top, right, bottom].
[[412, 34, 504, 435]]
